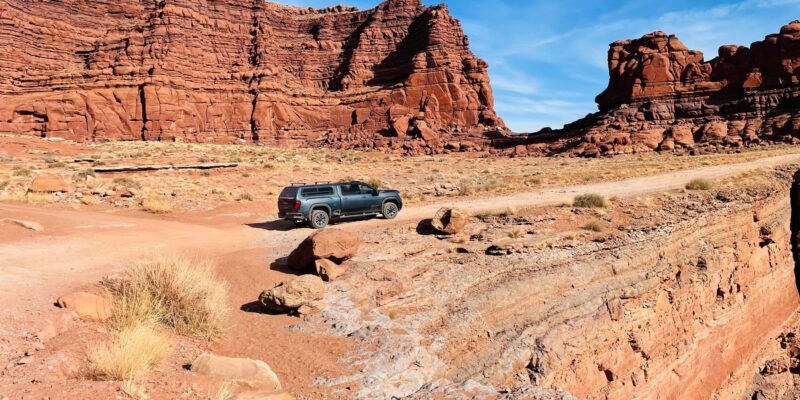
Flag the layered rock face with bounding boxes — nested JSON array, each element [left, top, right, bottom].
[[0, 0, 502, 153], [522, 21, 800, 157], [316, 166, 800, 399]]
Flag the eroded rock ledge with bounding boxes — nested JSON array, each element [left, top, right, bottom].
[[310, 165, 800, 399], [0, 0, 503, 154]]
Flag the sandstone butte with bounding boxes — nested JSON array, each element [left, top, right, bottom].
[[517, 20, 800, 157], [4, 0, 800, 158], [0, 0, 503, 155]]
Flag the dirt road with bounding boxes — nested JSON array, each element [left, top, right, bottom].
[[2, 152, 800, 295]]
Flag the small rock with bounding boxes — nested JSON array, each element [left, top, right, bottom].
[[56, 292, 113, 322], [233, 390, 296, 400], [29, 174, 73, 193], [431, 208, 467, 235], [191, 353, 281, 392], [259, 275, 324, 314], [17, 356, 32, 365], [315, 259, 346, 282], [2, 219, 44, 232]]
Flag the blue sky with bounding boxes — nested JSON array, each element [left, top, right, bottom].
[[276, 0, 800, 132]]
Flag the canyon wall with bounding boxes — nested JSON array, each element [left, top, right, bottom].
[[318, 165, 800, 398], [519, 21, 800, 157], [0, 0, 502, 154]]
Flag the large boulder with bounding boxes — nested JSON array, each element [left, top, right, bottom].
[[287, 229, 361, 272], [56, 291, 113, 321], [191, 353, 281, 392], [431, 207, 467, 235], [29, 174, 72, 193], [259, 275, 324, 314]]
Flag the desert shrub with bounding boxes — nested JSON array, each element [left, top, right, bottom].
[[104, 256, 229, 339], [113, 176, 140, 189], [458, 179, 476, 196], [509, 228, 524, 239], [142, 198, 172, 214], [498, 206, 518, 217], [0, 180, 8, 191], [573, 193, 607, 208], [367, 178, 384, 189], [12, 166, 31, 177], [686, 178, 713, 191], [583, 220, 603, 232], [87, 322, 173, 381], [25, 192, 55, 205], [238, 193, 254, 202], [76, 169, 96, 180]]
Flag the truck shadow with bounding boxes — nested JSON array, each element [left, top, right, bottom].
[[248, 216, 382, 232], [246, 220, 296, 232]]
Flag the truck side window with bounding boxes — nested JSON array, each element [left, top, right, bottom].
[[359, 184, 374, 194], [341, 184, 360, 195]]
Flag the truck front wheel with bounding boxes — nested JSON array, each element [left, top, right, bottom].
[[309, 209, 330, 229], [382, 202, 399, 220]]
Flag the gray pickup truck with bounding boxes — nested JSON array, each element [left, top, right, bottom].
[[278, 181, 403, 229]]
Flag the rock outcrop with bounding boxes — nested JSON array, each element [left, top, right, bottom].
[[518, 21, 800, 157], [0, 0, 502, 154]]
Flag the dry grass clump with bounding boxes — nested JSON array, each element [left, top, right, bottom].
[[12, 166, 32, 177], [87, 322, 173, 381], [686, 178, 713, 191], [113, 176, 141, 189], [25, 192, 55, 205], [104, 256, 229, 339], [583, 220, 604, 232], [142, 197, 172, 214], [573, 193, 607, 208]]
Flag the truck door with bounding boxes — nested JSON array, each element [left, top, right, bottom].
[[339, 183, 369, 213], [359, 184, 382, 212]]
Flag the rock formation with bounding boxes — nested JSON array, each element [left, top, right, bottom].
[[517, 21, 800, 157], [0, 0, 503, 154]]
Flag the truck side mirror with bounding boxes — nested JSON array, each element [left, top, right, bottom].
[[372, 189, 379, 196]]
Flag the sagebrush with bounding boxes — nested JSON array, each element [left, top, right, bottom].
[[104, 256, 229, 339]]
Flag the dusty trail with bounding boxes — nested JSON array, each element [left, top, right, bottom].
[[2, 152, 799, 297]]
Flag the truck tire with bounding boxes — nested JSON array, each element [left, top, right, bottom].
[[382, 201, 399, 220], [309, 209, 330, 229]]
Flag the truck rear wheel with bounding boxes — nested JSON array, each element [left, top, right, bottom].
[[309, 209, 330, 229]]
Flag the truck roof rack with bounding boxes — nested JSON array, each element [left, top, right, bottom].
[[290, 181, 337, 187]]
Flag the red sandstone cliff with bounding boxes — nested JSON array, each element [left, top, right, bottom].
[[517, 21, 800, 157], [0, 0, 503, 153]]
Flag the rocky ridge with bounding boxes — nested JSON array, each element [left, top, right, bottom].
[[0, 0, 503, 154], [516, 21, 800, 157]]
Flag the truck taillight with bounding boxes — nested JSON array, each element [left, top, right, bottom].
[[294, 200, 301, 211]]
